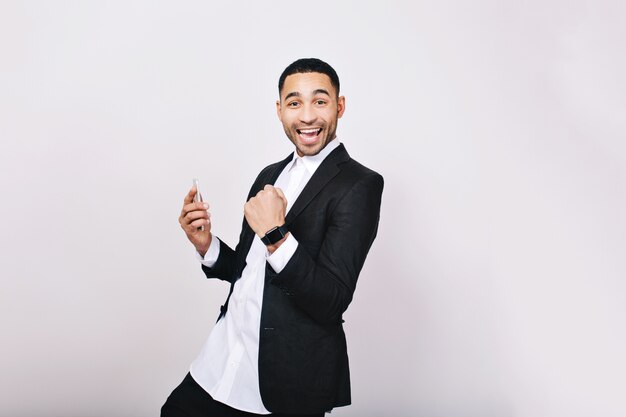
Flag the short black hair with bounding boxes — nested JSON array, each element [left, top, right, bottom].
[[278, 58, 340, 98]]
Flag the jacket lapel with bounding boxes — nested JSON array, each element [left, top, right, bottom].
[[237, 145, 350, 276], [285, 143, 350, 226]]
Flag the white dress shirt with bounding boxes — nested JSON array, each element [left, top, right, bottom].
[[189, 139, 341, 413]]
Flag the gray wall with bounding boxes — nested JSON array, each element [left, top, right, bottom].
[[1, 1, 624, 416]]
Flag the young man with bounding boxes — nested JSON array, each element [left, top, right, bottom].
[[163, 58, 383, 417]]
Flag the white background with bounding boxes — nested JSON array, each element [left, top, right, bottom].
[[1, 1, 624, 416]]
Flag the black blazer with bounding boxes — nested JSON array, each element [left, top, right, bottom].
[[202, 144, 384, 414]]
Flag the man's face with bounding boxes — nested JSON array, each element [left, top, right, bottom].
[[276, 72, 345, 157]]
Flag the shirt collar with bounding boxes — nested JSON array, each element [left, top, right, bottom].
[[289, 138, 341, 175]]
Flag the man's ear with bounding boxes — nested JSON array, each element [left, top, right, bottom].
[[337, 96, 346, 119], [276, 100, 282, 121]]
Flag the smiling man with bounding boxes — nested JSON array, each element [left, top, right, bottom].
[[278, 70, 344, 157], [163, 58, 384, 417]]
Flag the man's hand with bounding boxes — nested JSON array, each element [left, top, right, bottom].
[[179, 185, 212, 257], [244, 185, 287, 239]]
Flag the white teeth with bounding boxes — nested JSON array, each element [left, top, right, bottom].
[[299, 128, 319, 134]]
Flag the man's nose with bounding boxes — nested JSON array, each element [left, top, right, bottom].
[[299, 104, 317, 124]]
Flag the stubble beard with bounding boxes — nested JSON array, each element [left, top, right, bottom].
[[284, 122, 338, 157]]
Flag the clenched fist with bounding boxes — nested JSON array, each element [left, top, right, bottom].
[[244, 185, 287, 239]]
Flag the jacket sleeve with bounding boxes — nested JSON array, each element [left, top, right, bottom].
[[266, 172, 384, 325], [201, 237, 237, 283]]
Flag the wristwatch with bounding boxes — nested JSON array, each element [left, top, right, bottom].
[[261, 224, 288, 246]]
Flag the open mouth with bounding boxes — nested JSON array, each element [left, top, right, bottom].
[[296, 128, 323, 143]]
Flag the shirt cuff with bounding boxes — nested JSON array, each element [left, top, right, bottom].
[[195, 236, 220, 267], [266, 234, 298, 273]]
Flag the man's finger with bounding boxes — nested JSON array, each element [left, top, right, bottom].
[[274, 187, 287, 203], [189, 218, 209, 230], [181, 201, 209, 220], [183, 186, 197, 205], [185, 209, 209, 222]]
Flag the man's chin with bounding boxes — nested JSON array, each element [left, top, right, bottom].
[[296, 143, 325, 157]]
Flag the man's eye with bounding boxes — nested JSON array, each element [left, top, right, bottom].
[[288, 102, 300, 107], [315, 100, 327, 105]]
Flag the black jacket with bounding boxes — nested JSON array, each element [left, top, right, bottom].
[[202, 144, 384, 414]]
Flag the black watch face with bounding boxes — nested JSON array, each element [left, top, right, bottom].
[[264, 225, 286, 245], [266, 228, 283, 244]]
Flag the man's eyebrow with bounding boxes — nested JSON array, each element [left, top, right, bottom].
[[313, 89, 330, 96], [284, 91, 300, 100], [284, 89, 331, 101]]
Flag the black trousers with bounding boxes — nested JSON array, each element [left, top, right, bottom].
[[161, 373, 325, 417]]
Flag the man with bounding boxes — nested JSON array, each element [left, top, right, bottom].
[[163, 58, 383, 417]]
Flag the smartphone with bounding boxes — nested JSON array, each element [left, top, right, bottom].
[[193, 178, 203, 203], [192, 178, 205, 231]]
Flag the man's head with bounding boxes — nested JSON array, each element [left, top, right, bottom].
[[276, 58, 345, 157], [278, 58, 340, 98]]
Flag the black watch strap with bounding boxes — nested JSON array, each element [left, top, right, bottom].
[[261, 224, 288, 245]]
